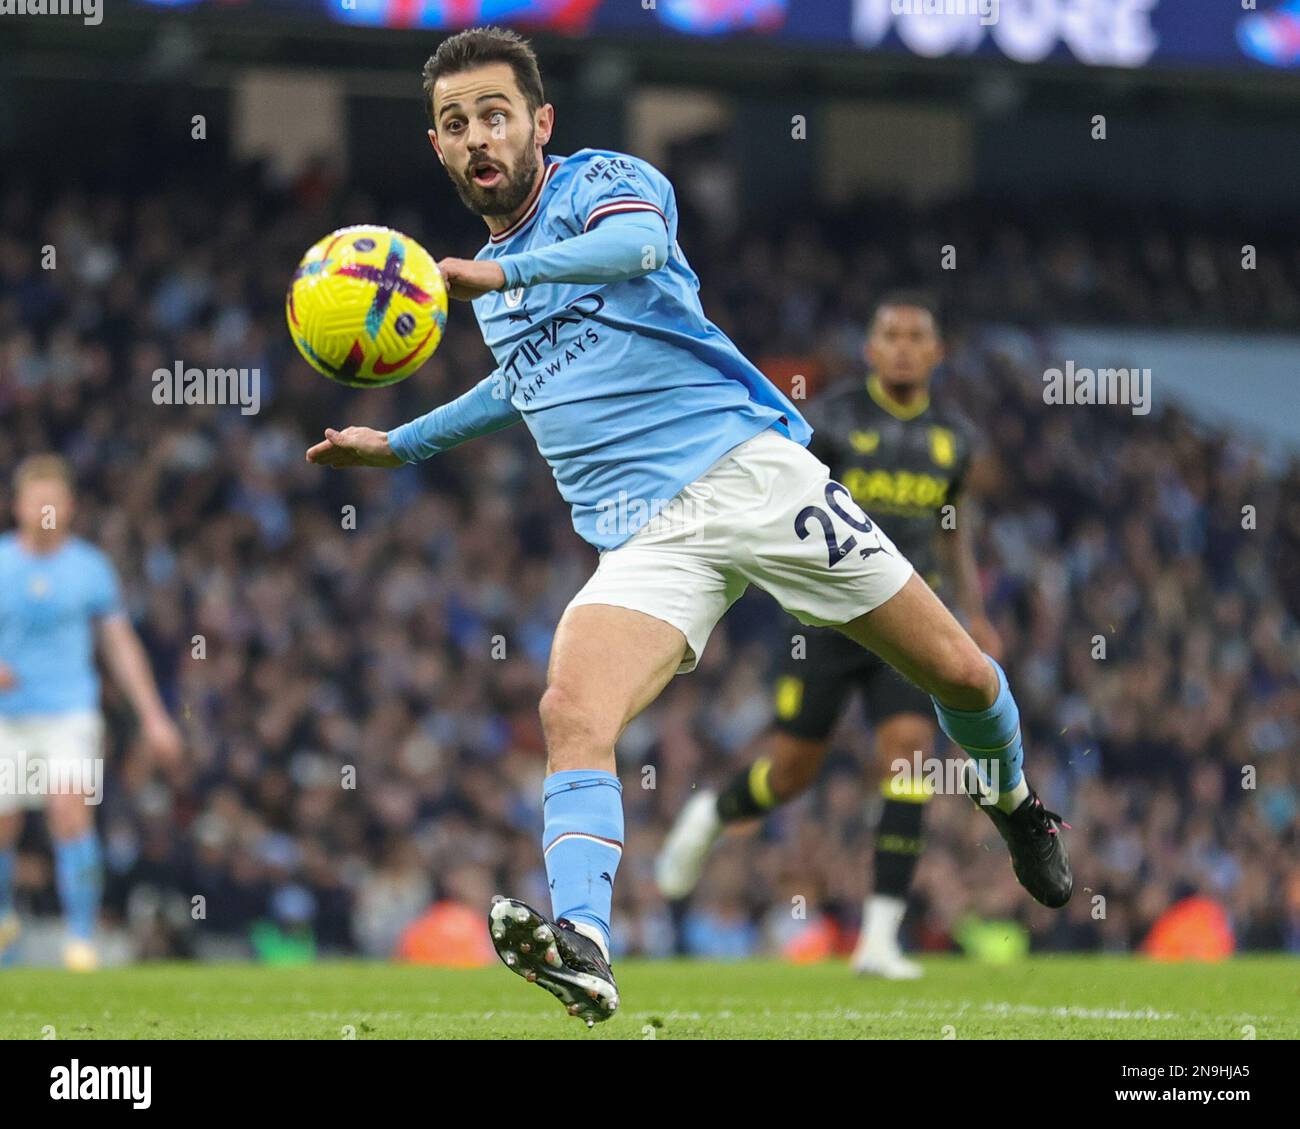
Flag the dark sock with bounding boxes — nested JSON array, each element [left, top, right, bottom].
[[873, 793, 927, 899], [716, 757, 778, 823]]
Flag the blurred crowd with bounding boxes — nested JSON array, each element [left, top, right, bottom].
[[0, 163, 1297, 963]]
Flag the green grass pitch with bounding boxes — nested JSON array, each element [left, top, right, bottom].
[[0, 957, 1294, 1040]]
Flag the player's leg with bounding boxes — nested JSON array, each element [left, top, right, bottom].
[[0, 717, 22, 950], [490, 602, 687, 1025], [743, 730, 827, 810], [492, 482, 747, 1024], [718, 631, 856, 819], [837, 575, 1072, 908], [656, 731, 829, 901], [735, 430, 1070, 909], [47, 793, 101, 969], [539, 602, 685, 940], [851, 667, 935, 978], [837, 574, 1012, 779], [45, 712, 105, 971], [655, 626, 852, 900], [0, 811, 20, 956], [491, 603, 684, 1022]]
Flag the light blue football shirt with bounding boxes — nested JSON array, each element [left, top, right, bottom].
[[392, 149, 811, 551], [0, 532, 123, 717]]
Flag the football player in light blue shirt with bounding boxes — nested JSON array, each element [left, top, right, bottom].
[[308, 27, 1072, 1024], [0, 456, 183, 968], [408, 144, 810, 550]]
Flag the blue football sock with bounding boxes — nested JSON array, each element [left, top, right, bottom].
[[0, 848, 14, 918], [54, 832, 102, 941], [542, 769, 623, 952], [931, 656, 1025, 800]]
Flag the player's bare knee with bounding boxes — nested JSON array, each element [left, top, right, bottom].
[[539, 683, 617, 762], [928, 646, 996, 711], [538, 682, 584, 741], [47, 793, 93, 841]]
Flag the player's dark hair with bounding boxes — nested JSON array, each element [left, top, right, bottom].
[[872, 290, 943, 337], [422, 26, 546, 127]]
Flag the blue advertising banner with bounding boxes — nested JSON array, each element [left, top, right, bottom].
[[126, 0, 1300, 71]]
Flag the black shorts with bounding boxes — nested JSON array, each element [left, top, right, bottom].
[[772, 624, 934, 742]]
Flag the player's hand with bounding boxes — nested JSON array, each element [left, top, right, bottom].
[[969, 615, 1003, 663], [437, 257, 506, 301], [0, 662, 15, 692], [306, 427, 403, 468], [142, 710, 184, 769]]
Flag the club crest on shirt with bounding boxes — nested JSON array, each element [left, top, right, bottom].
[[503, 287, 525, 308], [29, 575, 49, 599], [850, 429, 880, 454]]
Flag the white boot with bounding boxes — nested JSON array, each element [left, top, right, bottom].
[[655, 790, 722, 900], [851, 894, 922, 979], [63, 937, 99, 972]]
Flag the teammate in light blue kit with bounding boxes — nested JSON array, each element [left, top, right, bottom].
[[308, 27, 1072, 1026], [0, 455, 182, 969]]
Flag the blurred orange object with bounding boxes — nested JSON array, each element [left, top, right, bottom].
[[395, 901, 496, 967], [782, 916, 845, 963], [1141, 895, 1235, 962]]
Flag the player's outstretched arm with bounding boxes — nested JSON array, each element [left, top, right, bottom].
[[306, 427, 402, 468], [439, 211, 670, 301], [308, 371, 523, 469]]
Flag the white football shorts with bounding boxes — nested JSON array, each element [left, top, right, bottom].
[[567, 427, 915, 673], [0, 710, 105, 813]]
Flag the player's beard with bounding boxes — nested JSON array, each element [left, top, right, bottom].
[[451, 133, 541, 220]]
